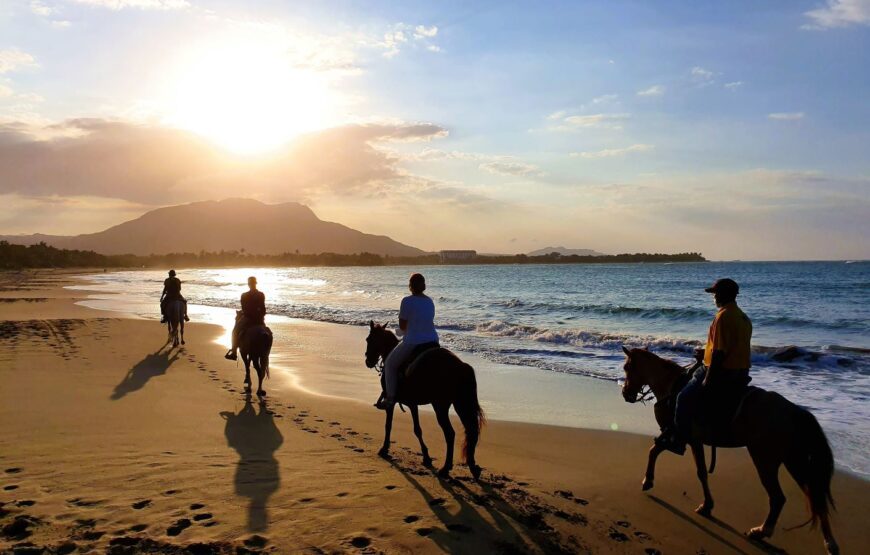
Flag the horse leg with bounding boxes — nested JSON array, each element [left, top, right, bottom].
[[180, 318, 185, 345], [455, 400, 482, 481], [253, 357, 265, 397], [691, 442, 714, 516], [409, 405, 432, 467], [434, 402, 455, 478], [642, 442, 665, 491], [242, 355, 252, 392], [747, 449, 785, 539], [378, 404, 395, 459]]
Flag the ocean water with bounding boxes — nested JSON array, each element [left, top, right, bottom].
[[71, 262, 869, 477]]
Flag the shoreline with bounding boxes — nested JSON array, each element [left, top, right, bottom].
[[2, 270, 868, 554]]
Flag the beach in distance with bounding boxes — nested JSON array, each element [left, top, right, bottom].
[[1, 266, 868, 554]]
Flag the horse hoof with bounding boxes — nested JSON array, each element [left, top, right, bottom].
[[641, 478, 654, 491], [825, 540, 840, 555], [181, 340, 185, 345], [257, 389, 266, 397], [470, 465, 483, 481], [377, 448, 391, 460], [422, 457, 433, 468], [747, 526, 771, 539], [437, 467, 451, 478], [695, 504, 713, 517]]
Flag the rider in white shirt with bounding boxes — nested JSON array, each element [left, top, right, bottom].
[[379, 273, 438, 409]]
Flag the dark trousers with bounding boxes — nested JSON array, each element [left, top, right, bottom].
[[675, 367, 750, 441], [231, 315, 263, 349], [675, 367, 706, 440]]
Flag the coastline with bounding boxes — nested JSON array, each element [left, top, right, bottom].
[[1, 269, 868, 554]]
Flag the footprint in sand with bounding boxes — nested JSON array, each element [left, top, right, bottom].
[[81, 530, 105, 541], [190, 503, 205, 510], [416, 527, 434, 537], [243, 535, 268, 548], [193, 513, 212, 521], [350, 536, 371, 548], [56, 542, 77, 554], [4, 468, 22, 474], [15, 500, 35, 507], [164, 489, 180, 495], [166, 518, 191, 536], [132, 500, 151, 510], [3, 485, 19, 491], [129, 524, 148, 532], [403, 515, 420, 523], [336, 492, 349, 498], [428, 498, 446, 507], [384, 485, 397, 490], [608, 528, 629, 542], [615, 520, 631, 528]]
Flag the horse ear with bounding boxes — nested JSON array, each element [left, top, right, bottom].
[[643, 345, 649, 351], [369, 320, 374, 329], [622, 346, 631, 356]]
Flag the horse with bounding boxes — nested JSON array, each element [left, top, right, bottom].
[[620, 346, 838, 555], [364, 321, 485, 480], [165, 299, 185, 347], [236, 311, 273, 397]]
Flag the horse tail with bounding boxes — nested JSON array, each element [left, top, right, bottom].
[[261, 329, 273, 380], [456, 362, 485, 462], [788, 407, 835, 528]]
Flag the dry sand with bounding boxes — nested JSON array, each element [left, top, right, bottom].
[[1, 270, 867, 554]]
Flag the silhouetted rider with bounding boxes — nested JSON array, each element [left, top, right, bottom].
[[225, 276, 266, 360], [660, 278, 752, 454], [160, 269, 189, 323]]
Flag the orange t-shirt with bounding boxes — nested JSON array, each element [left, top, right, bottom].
[[704, 302, 752, 369]]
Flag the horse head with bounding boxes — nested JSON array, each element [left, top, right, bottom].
[[365, 320, 395, 369], [621, 346, 649, 403]]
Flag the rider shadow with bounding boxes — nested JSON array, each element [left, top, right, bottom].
[[110, 343, 180, 400], [646, 495, 786, 554], [388, 458, 567, 554], [220, 394, 283, 532]]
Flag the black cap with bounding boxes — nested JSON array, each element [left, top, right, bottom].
[[705, 278, 738, 296]]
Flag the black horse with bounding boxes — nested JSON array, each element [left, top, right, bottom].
[[236, 311, 273, 397], [365, 321, 485, 480]]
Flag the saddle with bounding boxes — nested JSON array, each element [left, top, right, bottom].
[[654, 369, 757, 448], [399, 342, 441, 379]]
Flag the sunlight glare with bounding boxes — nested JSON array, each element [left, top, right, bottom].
[[164, 38, 341, 154]]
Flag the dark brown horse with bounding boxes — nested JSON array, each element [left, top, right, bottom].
[[365, 321, 485, 480], [165, 299, 185, 347], [621, 347, 838, 555], [236, 311, 272, 397]]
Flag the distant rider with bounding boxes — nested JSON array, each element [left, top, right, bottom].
[[377, 273, 439, 410], [160, 269, 190, 323], [225, 276, 266, 360], [663, 278, 752, 454]]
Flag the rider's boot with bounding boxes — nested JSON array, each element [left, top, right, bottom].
[[375, 395, 395, 411], [655, 429, 687, 456], [224, 349, 238, 361], [184, 314, 190, 322]]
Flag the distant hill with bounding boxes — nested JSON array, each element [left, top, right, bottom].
[[528, 246, 605, 257], [0, 199, 425, 257]]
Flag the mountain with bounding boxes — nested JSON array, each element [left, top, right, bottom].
[[528, 246, 605, 257], [0, 199, 425, 257]]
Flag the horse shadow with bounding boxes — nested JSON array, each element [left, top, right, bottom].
[[110, 343, 180, 400], [220, 394, 283, 532], [646, 495, 787, 554], [388, 458, 578, 553]]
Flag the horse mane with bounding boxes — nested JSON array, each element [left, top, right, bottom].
[[629, 347, 684, 373]]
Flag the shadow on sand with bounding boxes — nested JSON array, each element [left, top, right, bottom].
[[221, 394, 283, 532], [110, 342, 180, 400], [388, 457, 583, 554], [646, 495, 786, 554]]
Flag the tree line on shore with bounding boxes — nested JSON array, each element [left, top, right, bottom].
[[0, 241, 705, 269]]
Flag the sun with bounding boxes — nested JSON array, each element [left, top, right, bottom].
[[162, 38, 342, 155]]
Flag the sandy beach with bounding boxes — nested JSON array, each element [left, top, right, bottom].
[[1, 270, 868, 554]]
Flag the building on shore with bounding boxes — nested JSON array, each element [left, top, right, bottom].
[[439, 250, 477, 262]]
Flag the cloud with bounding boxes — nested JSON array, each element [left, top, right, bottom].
[[71, 0, 190, 9], [804, 0, 870, 29], [0, 49, 38, 74], [690, 66, 715, 85], [379, 23, 441, 57], [547, 113, 630, 132], [571, 144, 654, 159], [768, 112, 805, 120], [479, 161, 545, 178], [546, 110, 567, 121], [30, 1, 54, 16], [0, 119, 449, 204], [591, 93, 618, 104], [636, 85, 664, 97], [724, 81, 744, 90]]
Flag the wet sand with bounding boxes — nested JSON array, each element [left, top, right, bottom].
[[1, 270, 868, 554]]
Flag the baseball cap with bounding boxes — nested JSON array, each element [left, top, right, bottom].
[[705, 278, 739, 295]]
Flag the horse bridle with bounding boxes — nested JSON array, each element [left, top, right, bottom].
[[623, 359, 702, 405]]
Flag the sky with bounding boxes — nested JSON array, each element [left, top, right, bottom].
[[0, 0, 868, 260]]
